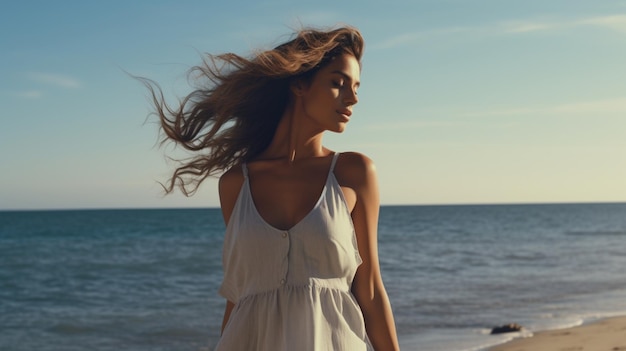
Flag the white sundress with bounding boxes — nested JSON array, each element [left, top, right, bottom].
[[215, 153, 373, 351]]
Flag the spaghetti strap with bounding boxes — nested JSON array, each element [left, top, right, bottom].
[[241, 164, 248, 178], [328, 152, 340, 175]]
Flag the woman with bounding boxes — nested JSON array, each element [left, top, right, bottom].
[[143, 26, 399, 351]]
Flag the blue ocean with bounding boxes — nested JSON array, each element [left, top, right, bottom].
[[2, 203, 626, 351]]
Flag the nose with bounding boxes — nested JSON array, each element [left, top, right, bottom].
[[344, 87, 358, 106]]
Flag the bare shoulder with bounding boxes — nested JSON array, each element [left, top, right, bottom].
[[335, 152, 377, 189], [337, 151, 376, 170], [218, 165, 245, 224], [218, 164, 245, 195]]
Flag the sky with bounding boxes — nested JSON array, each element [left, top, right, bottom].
[[1, 0, 625, 210]]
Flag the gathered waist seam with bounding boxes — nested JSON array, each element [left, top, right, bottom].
[[237, 283, 351, 303]]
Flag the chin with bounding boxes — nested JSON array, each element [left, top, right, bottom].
[[332, 124, 347, 133]]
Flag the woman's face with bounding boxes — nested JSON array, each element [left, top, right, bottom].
[[297, 53, 360, 133]]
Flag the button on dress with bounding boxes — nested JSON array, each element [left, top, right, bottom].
[[216, 153, 373, 351]]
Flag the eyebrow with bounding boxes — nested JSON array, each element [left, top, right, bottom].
[[331, 70, 360, 86]]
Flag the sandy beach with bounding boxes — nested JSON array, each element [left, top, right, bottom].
[[489, 316, 626, 351]]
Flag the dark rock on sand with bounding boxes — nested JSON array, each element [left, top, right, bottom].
[[490, 323, 523, 334]]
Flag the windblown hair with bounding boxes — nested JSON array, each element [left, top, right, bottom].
[[140, 26, 364, 195]]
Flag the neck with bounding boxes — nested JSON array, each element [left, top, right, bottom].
[[260, 101, 325, 162]]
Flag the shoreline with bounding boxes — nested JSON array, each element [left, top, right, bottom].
[[488, 316, 626, 351]]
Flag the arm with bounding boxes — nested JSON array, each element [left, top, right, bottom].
[[347, 154, 400, 351], [217, 166, 244, 335], [221, 300, 235, 334]]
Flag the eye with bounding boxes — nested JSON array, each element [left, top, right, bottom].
[[332, 79, 344, 88]]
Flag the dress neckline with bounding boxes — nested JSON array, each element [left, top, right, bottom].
[[244, 153, 338, 232], [247, 175, 332, 232]]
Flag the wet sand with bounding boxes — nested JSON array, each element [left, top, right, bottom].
[[489, 316, 626, 351]]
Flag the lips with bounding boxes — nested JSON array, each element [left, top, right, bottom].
[[338, 109, 352, 117], [337, 109, 352, 122]]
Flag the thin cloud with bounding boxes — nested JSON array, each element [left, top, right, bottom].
[[504, 14, 626, 34], [502, 22, 558, 33], [15, 90, 44, 99], [372, 32, 421, 50], [27, 72, 82, 88], [371, 27, 472, 50], [366, 120, 466, 130], [366, 97, 626, 130], [459, 97, 626, 117], [552, 97, 626, 114], [578, 14, 626, 33], [374, 14, 626, 49], [459, 107, 543, 118]]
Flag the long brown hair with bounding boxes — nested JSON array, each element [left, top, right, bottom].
[[139, 26, 364, 195]]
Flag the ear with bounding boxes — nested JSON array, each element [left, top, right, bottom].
[[290, 78, 309, 97]]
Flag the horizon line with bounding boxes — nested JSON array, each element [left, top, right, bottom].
[[2, 200, 625, 212]]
